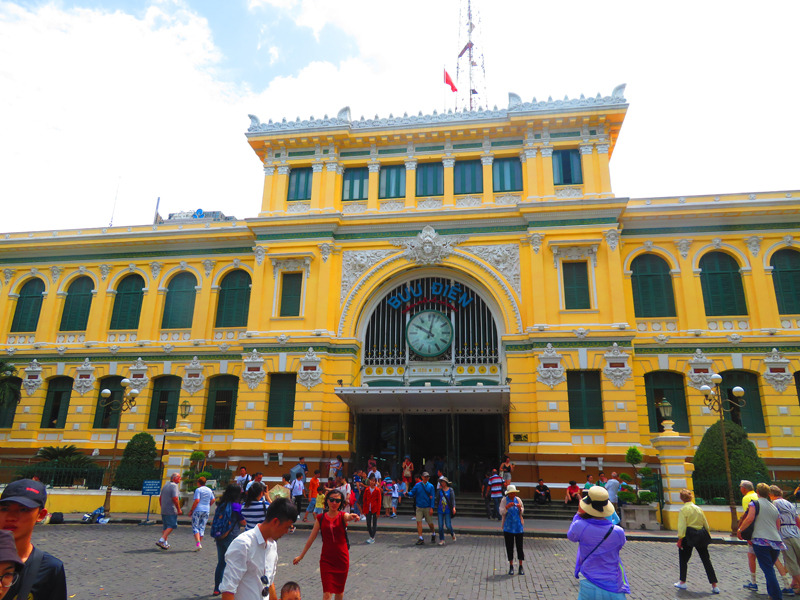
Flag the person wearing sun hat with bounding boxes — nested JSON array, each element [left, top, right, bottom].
[[0, 529, 23, 600], [499, 484, 525, 575], [567, 485, 629, 599]]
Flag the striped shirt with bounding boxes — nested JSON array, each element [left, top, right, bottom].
[[240, 500, 269, 531], [488, 474, 504, 498]]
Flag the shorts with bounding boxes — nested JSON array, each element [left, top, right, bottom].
[[314, 507, 324, 515], [306, 495, 317, 512], [382, 495, 393, 509], [162, 514, 178, 530], [783, 536, 800, 576], [391, 497, 398, 508], [415, 507, 434, 525], [502, 472, 512, 482], [191, 511, 209, 535]]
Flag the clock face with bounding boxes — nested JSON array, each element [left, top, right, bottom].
[[406, 310, 453, 357]]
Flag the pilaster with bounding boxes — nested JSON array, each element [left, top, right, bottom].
[[481, 155, 493, 205], [260, 166, 276, 215], [309, 162, 324, 211], [522, 148, 539, 199], [540, 147, 555, 197], [404, 159, 417, 209], [442, 157, 455, 207], [579, 145, 597, 196], [274, 166, 290, 213], [596, 144, 611, 196], [367, 162, 380, 211]]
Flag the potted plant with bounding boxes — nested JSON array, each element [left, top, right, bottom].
[[620, 447, 661, 530]]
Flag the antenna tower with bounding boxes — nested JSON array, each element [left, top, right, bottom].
[[454, 0, 487, 111]]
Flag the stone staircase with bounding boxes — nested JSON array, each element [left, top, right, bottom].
[[387, 493, 577, 520]]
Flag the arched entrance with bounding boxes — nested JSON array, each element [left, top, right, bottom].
[[337, 271, 510, 491]]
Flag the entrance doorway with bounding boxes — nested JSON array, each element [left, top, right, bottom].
[[354, 413, 502, 492]]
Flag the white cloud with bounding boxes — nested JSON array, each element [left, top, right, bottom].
[[268, 45, 279, 65]]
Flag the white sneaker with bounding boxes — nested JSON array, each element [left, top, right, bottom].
[[674, 583, 687, 590], [361, 515, 366, 521]]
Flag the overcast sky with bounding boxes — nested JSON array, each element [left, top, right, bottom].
[[1, 0, 798, 234]]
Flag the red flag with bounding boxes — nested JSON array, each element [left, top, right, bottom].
[[444, 69, 457, 92]]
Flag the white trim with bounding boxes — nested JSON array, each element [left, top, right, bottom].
[[56, 270, 99, 294], [692, 243, 751, 270], [158, 264, 203, 288], [623, 246, 680, 272], [108, 267, 151, 289], [763, 241, 799, 269], [211, 262, 255, 287]]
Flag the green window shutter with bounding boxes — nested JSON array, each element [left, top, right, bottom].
[[771, 249, 800, 314], [644, 371, 689, 433], [59, 276, 94, 331], [205, 375, 238, 429], [379, 165, 406, 199], [41, 377, 73, 429], [699, 252, 748, 316], [161, 272, 197, 329], [631, 254, 676, 318], [454, 160, 483, 195], [492, 158, 522, 192], [0, 378, 20, 428], [215, 270, 252, 327], [562, 262, 591, 310], [267, 373, 296, 428], [416, 163, 444, 196], [10, 278, 45, 332], [342, 168, 369, 201], [94, 377, 123, 429], [720, 370, 765, 433], [279, 272, 303, 317], [567, 371, 603, 429], [148, 376, 182, 429], [287, 167, 313, 201], [109, 274, 145, 330], [553, 150, 583, 185]]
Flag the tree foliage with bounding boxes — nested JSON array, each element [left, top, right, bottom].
[[34, 445, 95, 467], [113, 432, 159, 490], [19, 445, 102, 488], [693, 420, 770, 488]]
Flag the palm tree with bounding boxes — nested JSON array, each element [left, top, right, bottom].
[[0, 361, 21, 409], [35, 445, 96, 467]]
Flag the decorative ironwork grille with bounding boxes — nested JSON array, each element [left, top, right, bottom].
[[363, 276, 499, 366]]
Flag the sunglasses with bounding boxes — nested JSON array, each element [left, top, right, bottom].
[[328, 498, 342, 503]]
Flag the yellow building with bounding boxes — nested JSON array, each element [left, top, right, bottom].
[[1, 85, 799, 519]]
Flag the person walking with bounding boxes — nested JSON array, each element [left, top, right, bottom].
[[402, 455, 414, 489], [606, 473, 621, 513], [738, 482, 787, 600], [567, 486, 629, 599], [303, 470, 321, 523], [409, 472, 436, 545], [770, 485, 800, 593], [436, 477, 456, 546], [674, 489, 719, 593], [293, 489, 360, 600], [500, 455, 514, 484], [499, 484, 524, 575], [290, 473, 305, 515], [212, 484, 246, 597], [381, 477, 394, 518], [156, 473, 182, 550], [362, 475, 381, 544], [488, 469, 504, 520], [240, 482, 270, 531], [189, 476, 215, 551]]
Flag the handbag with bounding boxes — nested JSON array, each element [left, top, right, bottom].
[[740, 500, 760, 541]]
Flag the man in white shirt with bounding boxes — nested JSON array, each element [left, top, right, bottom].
[[605, 472, 621, 512], [221, 497, 298, 600], [245, 472, 264, 491]]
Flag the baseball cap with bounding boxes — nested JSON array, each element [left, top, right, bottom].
[[421, 471, 430, 477], [0, 479, 47, 508], [0, 530, 22, 569]]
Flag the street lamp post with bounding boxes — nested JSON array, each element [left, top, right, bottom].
[[100, 378, 140, 515], [700, 373, 746, 537]]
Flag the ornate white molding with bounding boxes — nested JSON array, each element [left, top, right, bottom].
[[298, 347, 323, 390], [480, 155, 494, 166], [5, 348, 16, 356], [744, 236, 763, 258], [318, 243, 334, 263], [254, 245, 267, 266], [529, 233, 545, 254], [2, 269, 15, 285], [784, 235, 794, 247], [551, 245, 598, 269], [50, 266, 63, 283], [241, 349, 266, 390], [271, 257, 312, 280], [418, 198, 443, 210], [340, 249, 399, 303], [286, 202, 310, 214], [452, 251, 523, 334], [455, 196, 481, 208], [603, 343, 632, 388], [343, 202, 368, 214], [537, 344, 566, 388], [655, 334, 670, 345], [73, 358, 96, 396], [99, 264, 112, 281], [128, 357, 150, 391], [540, 146, 554, 158], [277, 334, 289, 344], [495, 194, 521, 205], [687, 348, 714, 389], [604, 230, 620, 251], [22, 359, 43, 396], [674, 239, 692, 260], [442, 157, 455, 169], [459, 244, 521, 295], [391, 226, 466, 267], [277, 165, 291, 176], [182, 356, 205, 395], [150, 262, 163, 280], [379, 200, 404, 212], [203, 260, 216, 277], [573, 328, 589, 339], [555, 187, 582, 199], [763, 348, 793, 393], [596, 144, 610, 154], [579, 144, 594, 155]]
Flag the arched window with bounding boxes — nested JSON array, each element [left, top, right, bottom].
[[215, 270, 251, 328], [770, 249, 800, 315], [0, 377, 20, 428], [109, 274, 145, 330], [161, 272, 197, 329], [148, 376, 181, 429], [644, 371, 689, 433], [94, 376, 123, 429], [59, 276, 94, 331], [205, 375, 238, 429], [41, 377, 73, 429], [10, 278, 45, 332], [699, 252, 748, 316], [631, 254, 676, 318], [718, 370, 765, 433]]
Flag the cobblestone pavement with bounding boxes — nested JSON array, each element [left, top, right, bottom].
[[35, 524, 761, 599]]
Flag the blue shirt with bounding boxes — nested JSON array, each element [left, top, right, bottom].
[[410, 481, 435, 508], [503, 496, 524, 534]]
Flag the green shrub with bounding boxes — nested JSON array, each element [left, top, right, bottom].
[[692, 420, 769, 495], [638, 491, 657, 504], [619, 473, 632, 483], [618, 491, 637, 504], [113, 432, 158, 490]]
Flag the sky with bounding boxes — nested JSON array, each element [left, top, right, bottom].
[[1, 0, 799, 233]]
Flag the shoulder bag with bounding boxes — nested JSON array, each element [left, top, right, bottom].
[[575, 526, 613, 578], [15, 546, 43, 600], [741, 500, 760, 541]]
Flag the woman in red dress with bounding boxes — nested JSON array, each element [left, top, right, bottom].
[[293, 489, 360, 600]]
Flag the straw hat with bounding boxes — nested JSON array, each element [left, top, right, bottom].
[[580, 486, 615, 518], [504, 484, 519, 495]]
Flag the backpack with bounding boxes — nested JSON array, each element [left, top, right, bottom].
[[49, 512, 64, 525], [210, 502, 235, 540]]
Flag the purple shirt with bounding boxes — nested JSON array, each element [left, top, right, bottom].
[[567, 513, 629, 593]]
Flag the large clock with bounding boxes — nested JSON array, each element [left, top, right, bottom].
[[406, 310, 453, 357]]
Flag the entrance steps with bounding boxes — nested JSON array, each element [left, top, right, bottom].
[[386, 492, 577, 520]]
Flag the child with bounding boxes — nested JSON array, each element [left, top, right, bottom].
[[390, 478, 400, 518], [362, 475, 382, 543], [303, 470, 320, 523], [280, 581, 301, 600], [382, 477, 394, 518], [313, 487, 325, 515]]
